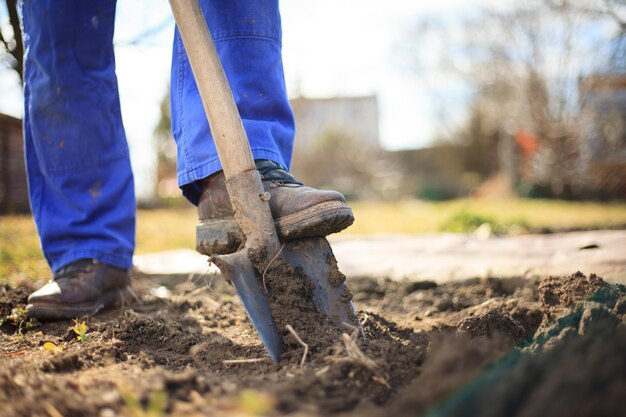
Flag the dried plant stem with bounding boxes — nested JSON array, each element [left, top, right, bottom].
[[43, 402, 65, 417], [340, 333, 379, 372], [223, 358, 268, 364], [341, 321, 359, 334], [262, 242, 286, 291], [1, 350, 28, 357], [329, 331, 391, 388], [286, 324, 309, 367]]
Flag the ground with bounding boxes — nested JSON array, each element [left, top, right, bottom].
[[1, 269, 625, 417], [1, 200, 625, 417]]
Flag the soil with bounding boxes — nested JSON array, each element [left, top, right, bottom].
[[1, 268, 625, 417]]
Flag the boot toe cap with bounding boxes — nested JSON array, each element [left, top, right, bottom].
[[27, 281, 63, 304]]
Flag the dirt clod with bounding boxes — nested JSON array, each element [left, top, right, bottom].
[[539, 271, 604, 318], [457, 309, 527, 343], [326, 254, 347, 287]]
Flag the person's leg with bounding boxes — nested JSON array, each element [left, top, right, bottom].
[[171, 0, 294, 204], [170, 0, 354, 255], [22, 0, 135, 319]]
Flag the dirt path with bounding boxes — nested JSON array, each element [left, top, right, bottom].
[[1, 267, 625, 417], [331, 230, 626, 284], [135, 230, 626, 284]]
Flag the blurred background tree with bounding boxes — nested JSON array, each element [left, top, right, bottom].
[[7, 0, 618, 205], [291, 130, 391, 200], [402, 0, 625, 199], [0, 0, 22, 83], [153, 89, 181, 203]]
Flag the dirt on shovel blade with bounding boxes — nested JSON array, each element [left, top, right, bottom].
[[0, 270, 625, 417]]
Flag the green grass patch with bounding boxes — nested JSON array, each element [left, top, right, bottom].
[[438, 210, 530, 234]]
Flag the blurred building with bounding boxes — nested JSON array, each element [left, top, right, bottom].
[[290, 95, 380, 151], [0, 113, 29, 214], [289, 95, 386, 199]]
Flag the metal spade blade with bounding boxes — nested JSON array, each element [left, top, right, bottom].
[[282, 238, 361, 331], [212, 251, 283, 363]]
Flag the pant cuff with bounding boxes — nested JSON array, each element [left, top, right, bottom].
[[49, 250, 134, 273], [178, 148, 287, 205]]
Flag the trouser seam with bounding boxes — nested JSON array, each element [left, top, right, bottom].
[[177, 33, 194, 177], [213, 35, 281, 45], [51, 250, 133, 273]]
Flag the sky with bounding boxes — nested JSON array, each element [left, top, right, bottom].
[[2, 0, 617, 200]]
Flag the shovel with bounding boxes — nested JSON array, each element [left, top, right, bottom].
[[169, 0, 360, 363]]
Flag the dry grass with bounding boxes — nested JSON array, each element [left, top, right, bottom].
[[0, 215, 51, 285], [344, 198, 626, 235], [0, 207, 197, 284], [1, 199, 625, 284], [135, 207, 196, 254]]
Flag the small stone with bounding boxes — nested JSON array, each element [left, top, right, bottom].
[[578, 303, 617, 336], [612, 298, 626, 316], [473, 223, 493, 240], [99, 408, 115, 417], [434, 295, 454, 312], [457, 309, 526, 342], [542, 327, 577, 352], [406, 281, 437, 293]]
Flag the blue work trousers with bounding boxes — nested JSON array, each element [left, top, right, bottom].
[[21, 0, 295, 272]]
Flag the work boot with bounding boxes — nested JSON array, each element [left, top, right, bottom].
[[26, 259, 134, 320], [197, 159, 354, 255]]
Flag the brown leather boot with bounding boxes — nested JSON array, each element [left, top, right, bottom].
[[197, 159, 354, 255], [26, 259, 134, 320]]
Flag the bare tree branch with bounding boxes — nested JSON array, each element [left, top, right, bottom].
[[545, 0, 625, 28], [1, 0, 23, 83], [0, 23, 9, 51]]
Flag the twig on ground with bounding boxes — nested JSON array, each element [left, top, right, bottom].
[[43, 402, 65, 417], [1, 350, 28, 357], [341, 321, 359, 334], [126, 286, 141, 304], [223, 358, 268, 365], [262, 242, 286, 291], [187, 272, 220, 306], [340, 333, 379, 372], [328, 331, 391, 388], [315, 365, 330, 377], [188, 285, 209, 297], [286, 324, 308, 367], [187, 285, 221, 307], [372, 375, 391, 388]]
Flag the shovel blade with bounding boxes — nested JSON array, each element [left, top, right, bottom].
[[214, 252, 283, 363], [282, 238, 361, 331]]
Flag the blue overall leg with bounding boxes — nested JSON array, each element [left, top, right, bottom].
[[171, 0, 295, 205], [21, 0, 135, 272]]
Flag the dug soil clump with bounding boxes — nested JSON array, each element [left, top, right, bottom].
[[249, 245, 344, 364], [538, 271, 605, 318], [0, 271, 624, 417], [248, 247, 423, 415]]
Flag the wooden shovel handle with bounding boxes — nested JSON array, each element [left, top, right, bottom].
[[169, 0, 255, 179]]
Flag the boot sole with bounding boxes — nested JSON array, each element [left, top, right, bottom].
[[26, 286, 135, 321], [197, 201, 354, 255]]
